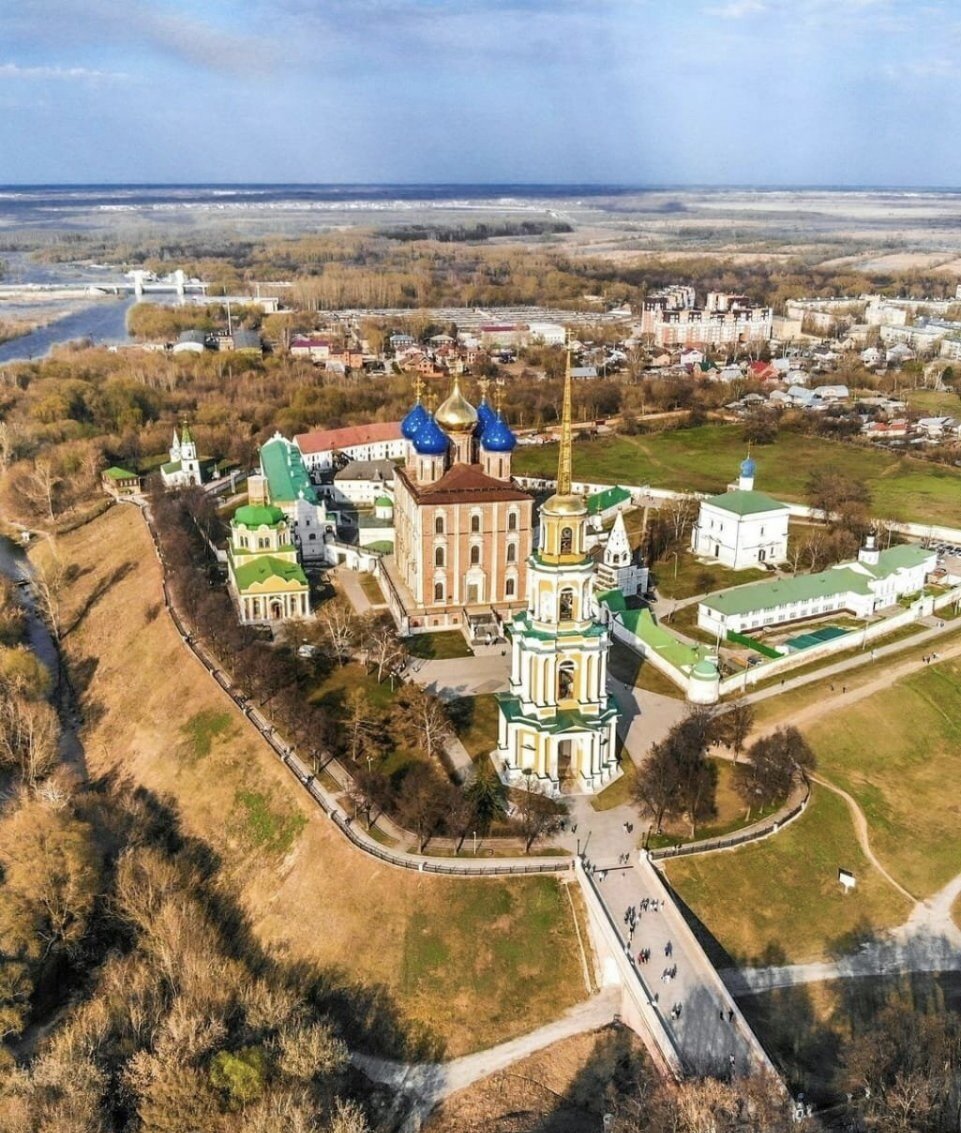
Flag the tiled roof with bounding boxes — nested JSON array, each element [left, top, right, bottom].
[[296, 421, 402, 454], [400, 462, 531, 506]]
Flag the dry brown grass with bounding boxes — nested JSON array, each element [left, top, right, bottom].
[[39, 504, 588, 1057], [423, 1026, 647, 1133]]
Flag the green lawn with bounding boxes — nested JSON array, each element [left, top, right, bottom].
[[653, 556, 767, 602], [665, 786, 912, 966], [514, 425, 961, 525], [406, 631, 473, 660], [400, 877, 584, 1045], [805, 656, 961, 899], [902, 387, 961, 417], [449, 693, 500, 760], [590, 759, 636, 812]]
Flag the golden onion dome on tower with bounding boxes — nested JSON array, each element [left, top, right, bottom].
[[542, 492, 587, 517], [435, 376, 478, 432]]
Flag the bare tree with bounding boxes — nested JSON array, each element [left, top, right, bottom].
[[713, 700, 755, 759], [513, 781, 567, 853], [392, 684, 453, 765], [21, 458, 63, 525], [0, 692, 60, 789], [359, 612, 406, 684], [31, 543, 66, 641]]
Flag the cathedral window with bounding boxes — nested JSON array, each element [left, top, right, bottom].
[[434, 582, 445, 601], [557, 661, 575, 700], [435, 515, 445, 535], [505, 577, 515, 597], [470, 545, 481, 566], [559, 588, 574, 620], [507, 510, 518, 532], [470, 513, 481, 534], [560, 527, 573, 553], [435, 546, 445, 568], [506, 542, 517, 563]]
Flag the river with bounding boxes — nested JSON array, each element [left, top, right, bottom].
[[0, 533, 86, 776], [0, 251, 174, 364]]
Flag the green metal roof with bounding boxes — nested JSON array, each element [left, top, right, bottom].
[[618, 608, 706, 671], [374, 495, 393, 508], [587, 485, 631, 516], [260, 436, 318, 506], [103, 466, 138, 480], [862, 544, 934, 576], [161, 460, 182, 475], [232, 555, 308, 591], [702, 489, 788, 517], [702, 567, 872, 617], [494, 693, 619, 732], [180, 423, 193, 443], [597, 588, 627, 613], [234, 504, 285, 528]]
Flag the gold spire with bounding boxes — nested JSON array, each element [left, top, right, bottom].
[[477, 376, 490, 402], [556, 335, 573, 496], [414, 374, 424, 403], [494, 379, 505, 413]]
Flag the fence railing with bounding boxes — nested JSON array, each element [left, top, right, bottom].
[[650, 778, 811, 861]]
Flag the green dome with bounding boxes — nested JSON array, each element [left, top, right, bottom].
[[692, 659, 719, 680], [234, 504, 285, 528], [375, 495, 393, 508]]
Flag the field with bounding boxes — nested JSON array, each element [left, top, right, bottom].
[[651, 555, 766, 602], [804, 657, 961, 898], [665, 787, 912, 966], [406, 630, 474, 660], [40, 504, 588, 1057], [514, 425, 961, 526], [902, 387, 961, 418], [449, 693, 500, 761]]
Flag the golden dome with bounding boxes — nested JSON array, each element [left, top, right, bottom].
[[435, 377, 478, 432], [542, 492, 586, 516]]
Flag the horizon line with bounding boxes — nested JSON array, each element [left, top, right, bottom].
[[3, 181, 961, 193]]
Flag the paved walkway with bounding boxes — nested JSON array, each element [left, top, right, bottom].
[[333, 565, 381, 615], [353, 989, 620, 1123], [588, 861, 757, 1077]]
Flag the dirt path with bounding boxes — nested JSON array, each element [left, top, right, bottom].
[[353, 990, 620, 1126], [808, 773, 917, 904]]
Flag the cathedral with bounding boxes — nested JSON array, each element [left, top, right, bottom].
[[161, 423, 205, 489], [493, 355, 621, 796], [384, 378, 534, 638]]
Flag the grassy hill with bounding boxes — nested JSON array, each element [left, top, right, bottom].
[[514, 424, 961, 526], [37, 505, 588, 1058]]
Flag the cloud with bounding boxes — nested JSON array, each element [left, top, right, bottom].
[[2, 1, 278, 76], [0, 62, 129, 82]]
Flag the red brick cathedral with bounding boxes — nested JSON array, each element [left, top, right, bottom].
[[382, 377, 534, 639]]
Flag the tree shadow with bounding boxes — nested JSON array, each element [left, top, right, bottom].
[[63, 560, 137, 638]]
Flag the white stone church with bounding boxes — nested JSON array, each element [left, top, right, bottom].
[[690, 455, 789, 570]]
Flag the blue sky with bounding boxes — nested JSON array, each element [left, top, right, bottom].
[[0, 0, 956, 185]]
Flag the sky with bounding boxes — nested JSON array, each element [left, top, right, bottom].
[[0, 0, 958, 186]]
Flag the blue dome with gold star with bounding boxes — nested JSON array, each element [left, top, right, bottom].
[[481, 412, 517, 453], [413, 414, 449, 455], [401, 401, 430, 440]]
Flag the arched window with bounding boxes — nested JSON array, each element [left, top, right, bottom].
[[435, 514, 445, 535], [507, 510, 518, 532], [470, 513, 481, 533], [470, 545, 480, 566], [505, 577, 515, 598], [559, 588, 574, 620], [506, 542, 517, 563], [435, 546, 445, 568], [434, 582, 444, 601], [557, 661, 575, 700], [560, 526, 573, 553]]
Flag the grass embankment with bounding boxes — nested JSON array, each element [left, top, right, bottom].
[[38, 505, 588, 1057], [804, 656, 961, 898], [514, 424, 961, 525], [665, 787, 912, 966], [653, 557, 766, 602]]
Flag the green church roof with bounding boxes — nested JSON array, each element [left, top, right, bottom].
[[103, 466, 139, 480], [232, 555, 308, 591], [702, 489, 789, 517], [234, 504, 285, 528], [260, 435, 318, 506]]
